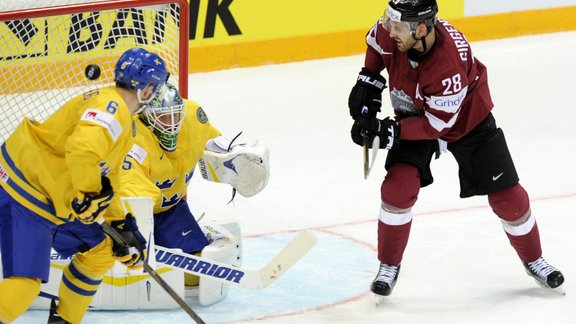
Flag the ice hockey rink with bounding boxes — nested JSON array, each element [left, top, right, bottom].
[[16, 30, 576, 323]]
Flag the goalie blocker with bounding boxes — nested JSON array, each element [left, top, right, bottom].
[[199, 138, 270, 197]]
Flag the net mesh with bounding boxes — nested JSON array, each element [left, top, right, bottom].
[[0, 0, 186, 142]]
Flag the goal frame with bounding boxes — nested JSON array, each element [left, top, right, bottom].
[[0, 0, 189, 98]]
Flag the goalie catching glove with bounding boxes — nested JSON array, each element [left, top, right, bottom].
[[199, 138, 270, 198], [109, 214, 147, 271], [70, 176, 114, 224]]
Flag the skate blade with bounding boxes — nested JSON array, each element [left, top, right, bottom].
[[534, 279, 566, 295], [374, 294, 386, 306], [550, 285, 566, 296], [534, 279, 566, 296]]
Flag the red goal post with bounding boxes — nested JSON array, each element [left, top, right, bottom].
[[0, 0, 189, 142]]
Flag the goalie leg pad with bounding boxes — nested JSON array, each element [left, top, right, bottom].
[[198, 221, 242, 306]]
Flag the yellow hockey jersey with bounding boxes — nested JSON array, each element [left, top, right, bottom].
[[107, 99, 220, 217], [0, 87, 135, 224]]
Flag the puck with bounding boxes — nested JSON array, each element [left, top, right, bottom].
[[85, 64, 101, 80]]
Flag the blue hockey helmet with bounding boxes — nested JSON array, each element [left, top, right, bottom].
[[114, 48, 169, 95]]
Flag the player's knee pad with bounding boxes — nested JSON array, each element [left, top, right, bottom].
[[0, 277, 41, 323], [381, 163, 420, 209], [488, 183, 530, 222], [198, 220, 242, 306]]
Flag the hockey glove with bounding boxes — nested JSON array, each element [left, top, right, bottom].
[[70, 176, 114, 224], [348, 68, 387, 119], [351, 116, 399, 150], [110, 214, 147, 271]]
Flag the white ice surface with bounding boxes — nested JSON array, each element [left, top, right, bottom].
[[16, 30, 576, 324]]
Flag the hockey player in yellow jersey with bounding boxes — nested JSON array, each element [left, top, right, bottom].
[[0, 47, 168, 323], [120, 83, 269, 305], [116, 83, 222, 218], [48, 83, 270, 319]]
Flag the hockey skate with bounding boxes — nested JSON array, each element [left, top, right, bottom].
[[523, 257, 565, 293], [371, 263, 400, 304]]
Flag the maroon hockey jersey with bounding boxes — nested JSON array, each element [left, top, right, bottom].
[[364, 18, 494, 142]]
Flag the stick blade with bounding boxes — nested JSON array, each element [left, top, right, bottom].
[[259, 230, 318, 288]]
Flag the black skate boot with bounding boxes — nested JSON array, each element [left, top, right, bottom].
[[370, 263, 401, 297], [47, 299, 71, 324], [523, 257, 564, 289]]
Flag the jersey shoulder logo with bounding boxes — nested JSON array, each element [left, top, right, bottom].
[[196, 107, 208, 124], [80, 108, 123, 142]]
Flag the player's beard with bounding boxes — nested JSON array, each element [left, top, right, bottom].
[[395, 36, 418, 53]]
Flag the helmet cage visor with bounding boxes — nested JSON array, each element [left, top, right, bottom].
[[143, 103, 186, 151], [383, 5, 415, 36], [142, 83, 185, 151]]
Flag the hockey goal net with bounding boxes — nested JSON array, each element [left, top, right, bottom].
[[0, 0, 189, 142]]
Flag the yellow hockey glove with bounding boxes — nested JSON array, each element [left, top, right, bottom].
[[110, 214, 147, 271], [70, 176, 114, 224]]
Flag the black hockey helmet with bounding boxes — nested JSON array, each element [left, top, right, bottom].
[[386, 0, 438, 33]]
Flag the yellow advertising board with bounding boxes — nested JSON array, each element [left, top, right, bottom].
[[186, 0, 575, 72], [187, 0, 463, 71], [188, 0, 463, 46]]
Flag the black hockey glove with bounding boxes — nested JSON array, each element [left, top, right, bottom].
[[110, 214, 147, 271], [71, 176, 114, 224], [348, 68, 387, 119], [351, 116, 399, 150]]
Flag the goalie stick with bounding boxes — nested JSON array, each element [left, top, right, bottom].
[[155, 230, 317, 290], [99, 220, 205, 324]]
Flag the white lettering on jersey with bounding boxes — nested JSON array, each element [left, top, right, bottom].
[[80, 109, 123, 142], [0, 162, 9, 183], [127, 143, 148, 165], [426, 86, 468, 113], [440, 19, 469, 61]]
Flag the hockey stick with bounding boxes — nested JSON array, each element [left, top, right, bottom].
[[155, 230, 317, 290], [361, 107, 380, 179], [363, 134, 380, 179], [362, 130, 370, 178], [99, 220, 205, 324]]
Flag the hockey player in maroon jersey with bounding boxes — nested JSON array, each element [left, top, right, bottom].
[[348, 0, 564, 298]]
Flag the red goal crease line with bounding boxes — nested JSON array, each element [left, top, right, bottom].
[[244, 192, 576, 237]]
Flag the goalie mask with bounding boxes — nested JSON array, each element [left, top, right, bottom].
[[141, 83, 186, 152]]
